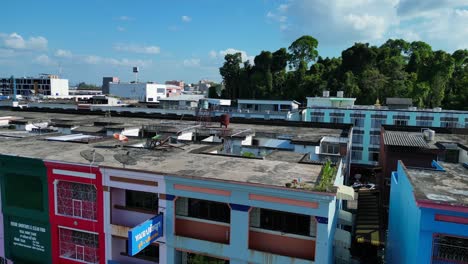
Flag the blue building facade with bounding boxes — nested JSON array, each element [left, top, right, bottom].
[[386, 161, 468, 264], [303, 103, 468, 165]]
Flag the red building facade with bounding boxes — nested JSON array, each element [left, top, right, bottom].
[[45, 161, 105, 264]]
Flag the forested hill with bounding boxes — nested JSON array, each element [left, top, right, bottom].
[[218, 36, 468, 110]]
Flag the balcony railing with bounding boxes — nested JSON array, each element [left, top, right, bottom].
[[175, 216, 230, 244], [249, 228, 315, 261]]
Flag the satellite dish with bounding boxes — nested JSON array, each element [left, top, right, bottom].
[[80, 149, 104, 163], [113, 151, 137, 168]]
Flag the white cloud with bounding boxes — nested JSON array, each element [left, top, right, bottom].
[[272, 0, 468, 51], [209, 50, 217, 59], [118, 16, 133, 21], [117, 26, 126, 32], [217, 48, 255, 63], [182, 15, 192, 22], [82, 55, 152, 67], [114, 43, 161, 54], [183, 58, 200, 67], [55, 49, 73, 58], [34, 54, 56, 66], [0, 48, 15, 58], [1, 32, 47, 50]]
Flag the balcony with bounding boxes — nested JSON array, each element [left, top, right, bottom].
[[249, 228, 315, 261], [175, 216, 230, 244]]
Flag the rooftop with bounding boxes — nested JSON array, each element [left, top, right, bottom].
[[0, 110, 348, 192], [406, 162, 468, 208], [383, 129, 468, 150]]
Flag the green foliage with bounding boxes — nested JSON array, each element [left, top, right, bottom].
[[77, 82, 101, 90], [315, 160, 337, 192], [218, 35, 466, 109], [242, 151, 256, 158]]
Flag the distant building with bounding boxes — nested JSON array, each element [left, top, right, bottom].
[[165, 84, 182, 97], [102, 77, 119, 94], [0, 74, 69, 96], [109, 82, 167, 102], [238, 99, 300, 112], [304, 91, 468, 166], [158, 94, 204, 109], [386, 160, 468, 263], [198, 80, 212, 92], [165, 80, 185, 90]]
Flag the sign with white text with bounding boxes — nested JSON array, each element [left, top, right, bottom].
[[128, 214, 163, 256]]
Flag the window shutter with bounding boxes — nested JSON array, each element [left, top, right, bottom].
[[310, 216, 317, 237], [175, 197, 188, 216], [250, 207, 260, 227]]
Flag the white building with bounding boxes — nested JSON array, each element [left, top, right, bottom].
[[306, 91, 356, 108], [109, 83, 167, 102], [0, 74, 69, 97]]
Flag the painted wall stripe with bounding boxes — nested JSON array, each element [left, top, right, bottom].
[[109, 176, 158, 186], [435, 214, 468, 225], [249, 194, 319, 208], [174, 184, 231, 196], [52, 169, 96, 179]]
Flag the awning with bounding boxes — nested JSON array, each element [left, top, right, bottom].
[[338, 209, 353, 226], [336, 185, 356, 201]]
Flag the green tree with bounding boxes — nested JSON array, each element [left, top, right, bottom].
[[288, 35, 319, 69], [219, 53, 242, 100]]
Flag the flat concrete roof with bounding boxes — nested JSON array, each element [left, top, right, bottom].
[[0, 110, 347, 192], [406, 162, 468, 208]]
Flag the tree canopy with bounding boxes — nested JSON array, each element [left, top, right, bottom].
[[219, 35, 467, 110]]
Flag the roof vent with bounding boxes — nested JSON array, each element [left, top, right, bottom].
[[423, 129, 435, 141]]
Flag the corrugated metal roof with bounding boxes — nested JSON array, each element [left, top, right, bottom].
[[383, 131, 430, 148]]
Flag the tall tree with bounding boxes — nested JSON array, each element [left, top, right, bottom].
[[219, 53, 242, 100], [288, 35, 319, 69]]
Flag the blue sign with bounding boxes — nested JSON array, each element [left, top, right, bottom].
[[128, 214, 163, 256]]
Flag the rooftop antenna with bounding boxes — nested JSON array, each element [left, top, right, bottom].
[[80, 149, 104, 164], [113, 151, 137, 168]]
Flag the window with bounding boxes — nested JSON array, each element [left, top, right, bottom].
[[176, 197, 230, 223], [432, 234, 468, 263], [310, 111, 324, 122], [5, 174, 43, 211], [251, 208, 314, 237], [369, 151, 379, 162], [126, 190, 158, 212], [370, 131, 380, 145], [352, 130, 364, 144], [371, 114, 387, 128], [59, 228, 99, 263], [330, 112, 344, 124], [184, 252, 229, 264], [352, 150, 362, 161], [352, 118, 364, 127], [124, 242, 159, 262], [157, 88, 165, 94], [148, 98, 153, 102], [440, 116, 459, 128], [394, 119, 407, 126], [321, 143, 340, 155], [57, 181, 97, 220]]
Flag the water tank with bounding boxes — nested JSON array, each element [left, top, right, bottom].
[[337, 91, 344, 98], [220, 114, 230, 128], [423, 129, 435, 141], [323, 90, 330, 97]]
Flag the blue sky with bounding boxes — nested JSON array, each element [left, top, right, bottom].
[[1, 0, 467, 85]]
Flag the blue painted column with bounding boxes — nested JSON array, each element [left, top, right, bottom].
[[161, 194, 176, 264], [228, 204, 250, 264], [315, 216, 331, 264]]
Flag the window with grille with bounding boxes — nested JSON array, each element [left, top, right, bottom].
[[57, 181, 97, 220], [59, 228, 99, 263], [321, 143, 340, 155], [432, 234, 468, 263], [310, 112, 324, 122]]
